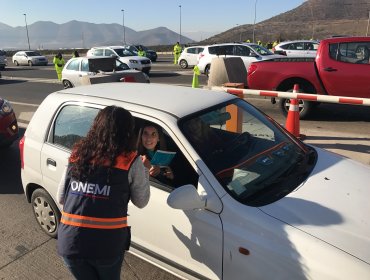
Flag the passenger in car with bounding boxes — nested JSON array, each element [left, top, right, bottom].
[[138, 122, 175, 185]]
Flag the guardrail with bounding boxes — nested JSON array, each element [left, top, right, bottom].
[[211, 86, 370, 106]]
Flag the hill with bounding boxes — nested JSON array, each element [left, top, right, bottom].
[[0, 20, 194, 49], [202, 0, 370, 44]]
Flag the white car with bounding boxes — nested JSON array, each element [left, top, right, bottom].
[[20, 83, 370, 279], [61, 56, 149, 88], [87, 46, 151, 74], [272, 40, 320, 57], [12, 51, 48, 66], [197, 43, 284, 76], [178, 45, 205, 69]]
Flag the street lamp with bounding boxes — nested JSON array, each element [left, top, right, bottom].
[[23, 13, 31, 50], [179, 5, 182, 44], [252, 0, 258, 43], [121, 9, 126, 44]]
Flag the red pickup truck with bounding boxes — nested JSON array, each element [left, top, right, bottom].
[[247, 36, 370, 118]]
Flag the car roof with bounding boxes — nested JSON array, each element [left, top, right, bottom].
[[278, 40, 319, 45], [58, 83, 236, 118]]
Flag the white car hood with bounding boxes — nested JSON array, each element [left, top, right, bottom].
[[123, 55, 149, 62], [260, 147, 370, 264]]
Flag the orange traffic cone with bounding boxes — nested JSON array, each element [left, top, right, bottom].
[[285, 84, 306, 139]]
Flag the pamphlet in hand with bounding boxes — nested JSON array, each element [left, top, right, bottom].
[[150, 150, 176, 167]]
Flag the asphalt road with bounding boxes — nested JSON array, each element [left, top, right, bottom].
[[0, 55, 370, 279]]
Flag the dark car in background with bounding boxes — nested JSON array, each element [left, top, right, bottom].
[[132, 45, 158, 62], [0, 97, 19, 147]]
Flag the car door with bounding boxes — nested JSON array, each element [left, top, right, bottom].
[[20, 52, 27, 65], [127, 116, 223, 280], [63, 59, 83, 87], [40, 104, 100, 206]]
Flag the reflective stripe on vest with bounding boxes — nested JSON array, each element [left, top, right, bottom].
[[61, 211, 128, 229]]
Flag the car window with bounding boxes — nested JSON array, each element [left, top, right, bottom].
[[197, 47, 204, 54], [51, 105, 99, 150], [81, 59, 89, 72], [187, 48, 196, 54], [113, 48, 135, 57], [234, 45, 250, 56], [93, 49, 104, 56], [180, 99, 316, 207], [105, 49, 115, 56], [66, 59, 80, 71], [330, 42, 370, 64], [115, 60, 130, 71], [249, 44, 273, 55]]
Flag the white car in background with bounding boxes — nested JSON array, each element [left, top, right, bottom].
[[61, 56, 149, 88], [197, 43, 284, 76], [12, 51, 48, 66], [20, 83, 370, 279], [178, 45, 205, 69], [272, 40, 320, 57], [87, 46, 152, 74]]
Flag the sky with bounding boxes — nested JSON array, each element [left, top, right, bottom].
[[2, 0, 305, 40]]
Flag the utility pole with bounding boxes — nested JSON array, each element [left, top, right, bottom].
[[121, 9, 126, 44], [367, 10, 370, 36], [179, 5, 182, 44], [252, 0, 258, 43], [23, 13, 31, 50]]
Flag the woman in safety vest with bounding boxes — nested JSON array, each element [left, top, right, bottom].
[[57, 106, 150, 280], [53, 52, 65, 81]]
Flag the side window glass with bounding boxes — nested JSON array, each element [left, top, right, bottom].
[[225, 45, 234, 55], [134, 118, 199, 190], [234, 45, 250, 56], [52, 105, 99, 150], [208, 46, 217, 55], [94, 49, 104, 56], [187, 48, 196, 54], [66, 60, 80, 71], [81, 60, 89, 72], [105, 49, 115, 56], [197, 48, 204, 54]]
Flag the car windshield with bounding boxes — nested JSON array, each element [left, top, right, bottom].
[[180, 99, 316, 207], [25, 51, 42, 56], [248, 44, 274, 55], [113, 48, 136, 57]]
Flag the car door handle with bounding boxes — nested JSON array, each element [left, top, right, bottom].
[[323, 67, 337, 72], [47, 158, 56, 167]]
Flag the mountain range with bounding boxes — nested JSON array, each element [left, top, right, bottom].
[[0, 0, 368, 49], [0, 20, 195, 49]]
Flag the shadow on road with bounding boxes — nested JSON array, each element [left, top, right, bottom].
[[306, 103, 370, 122], [0, 79, 27, 85], [0, 128, 25, 194]]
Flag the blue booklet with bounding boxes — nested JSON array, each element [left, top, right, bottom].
[[150, 150, 176, 167]]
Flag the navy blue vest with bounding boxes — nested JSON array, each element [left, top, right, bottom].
[[57, 153, 137, 259]]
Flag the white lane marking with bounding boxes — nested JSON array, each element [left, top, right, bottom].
[[10, 101, 39, 107], [19, 112, 35, 121], [2, 76, 60, 84]]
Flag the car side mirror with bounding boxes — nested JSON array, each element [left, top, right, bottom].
[[249, 52, 258, 57], [167, 184, 206, 210]]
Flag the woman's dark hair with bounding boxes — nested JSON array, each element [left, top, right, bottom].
[[137, 121, 166, 155], [70, 105, 135, 180]]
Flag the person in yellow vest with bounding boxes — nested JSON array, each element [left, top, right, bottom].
[[246, 39, 251, 43], [173, 42, 182, 64], [272, 40, 279, 48], [53, 53, 65, 81], [192, 65, 200, 88], [137, 46, 146, 57], [72, 50, 79, 58]]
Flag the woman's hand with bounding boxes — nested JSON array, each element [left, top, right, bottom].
[[163, 167, 174, 180], [149, 165, 161, 177]]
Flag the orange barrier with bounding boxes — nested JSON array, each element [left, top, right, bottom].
[[285, 84, 305, 139]]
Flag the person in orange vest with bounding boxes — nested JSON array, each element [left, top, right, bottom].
[[173, 42, 182, 64], [53, 52, 65, 81], [57, 106, 150, 280]]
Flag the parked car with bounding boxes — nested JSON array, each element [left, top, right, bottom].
[[178, 45, 204, 69], [12, 51, 48, 66], [197, 43, 284, 76], [272, 40, 320, 57], [87, 46, 151, 74], [247, 36, 370, 118], [20, 83, 370, 279], [135, 45, 158, 62], [61, 56, 149, 88], [0, 49, 7, 70], [0, 97, 18, 147]]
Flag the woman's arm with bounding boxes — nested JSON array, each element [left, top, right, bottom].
[[128, 157, 150, 208]]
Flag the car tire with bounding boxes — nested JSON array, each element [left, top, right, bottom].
[[28, 60, 33, 66], [179, 59, 188, 69], [31, 188, 61, 238], [205, 64, 211, 77], [62, 80, 73, 89], [278, 97, 313, 119], [14, 60, 19, 66]]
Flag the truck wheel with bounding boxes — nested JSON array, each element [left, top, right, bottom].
[[278, 98, 313, 119], [31, 188, 61, 238]]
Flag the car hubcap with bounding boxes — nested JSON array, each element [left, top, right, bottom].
[[33, 196, 57, 233]]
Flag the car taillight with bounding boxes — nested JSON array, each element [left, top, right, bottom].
[[19, 135, 25, 169], [120, 76, 136, 82], [247, 64, 257, 76]]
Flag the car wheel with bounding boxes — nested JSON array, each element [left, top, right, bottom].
[[205, 64, 211, 77], [28, 60, 33, 66], [31, 188, 61, 238], [14, 60, 19, 66], [278, 97, 313, 119], [179, 59, 188, 69], [62, 80, 73, 89]]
